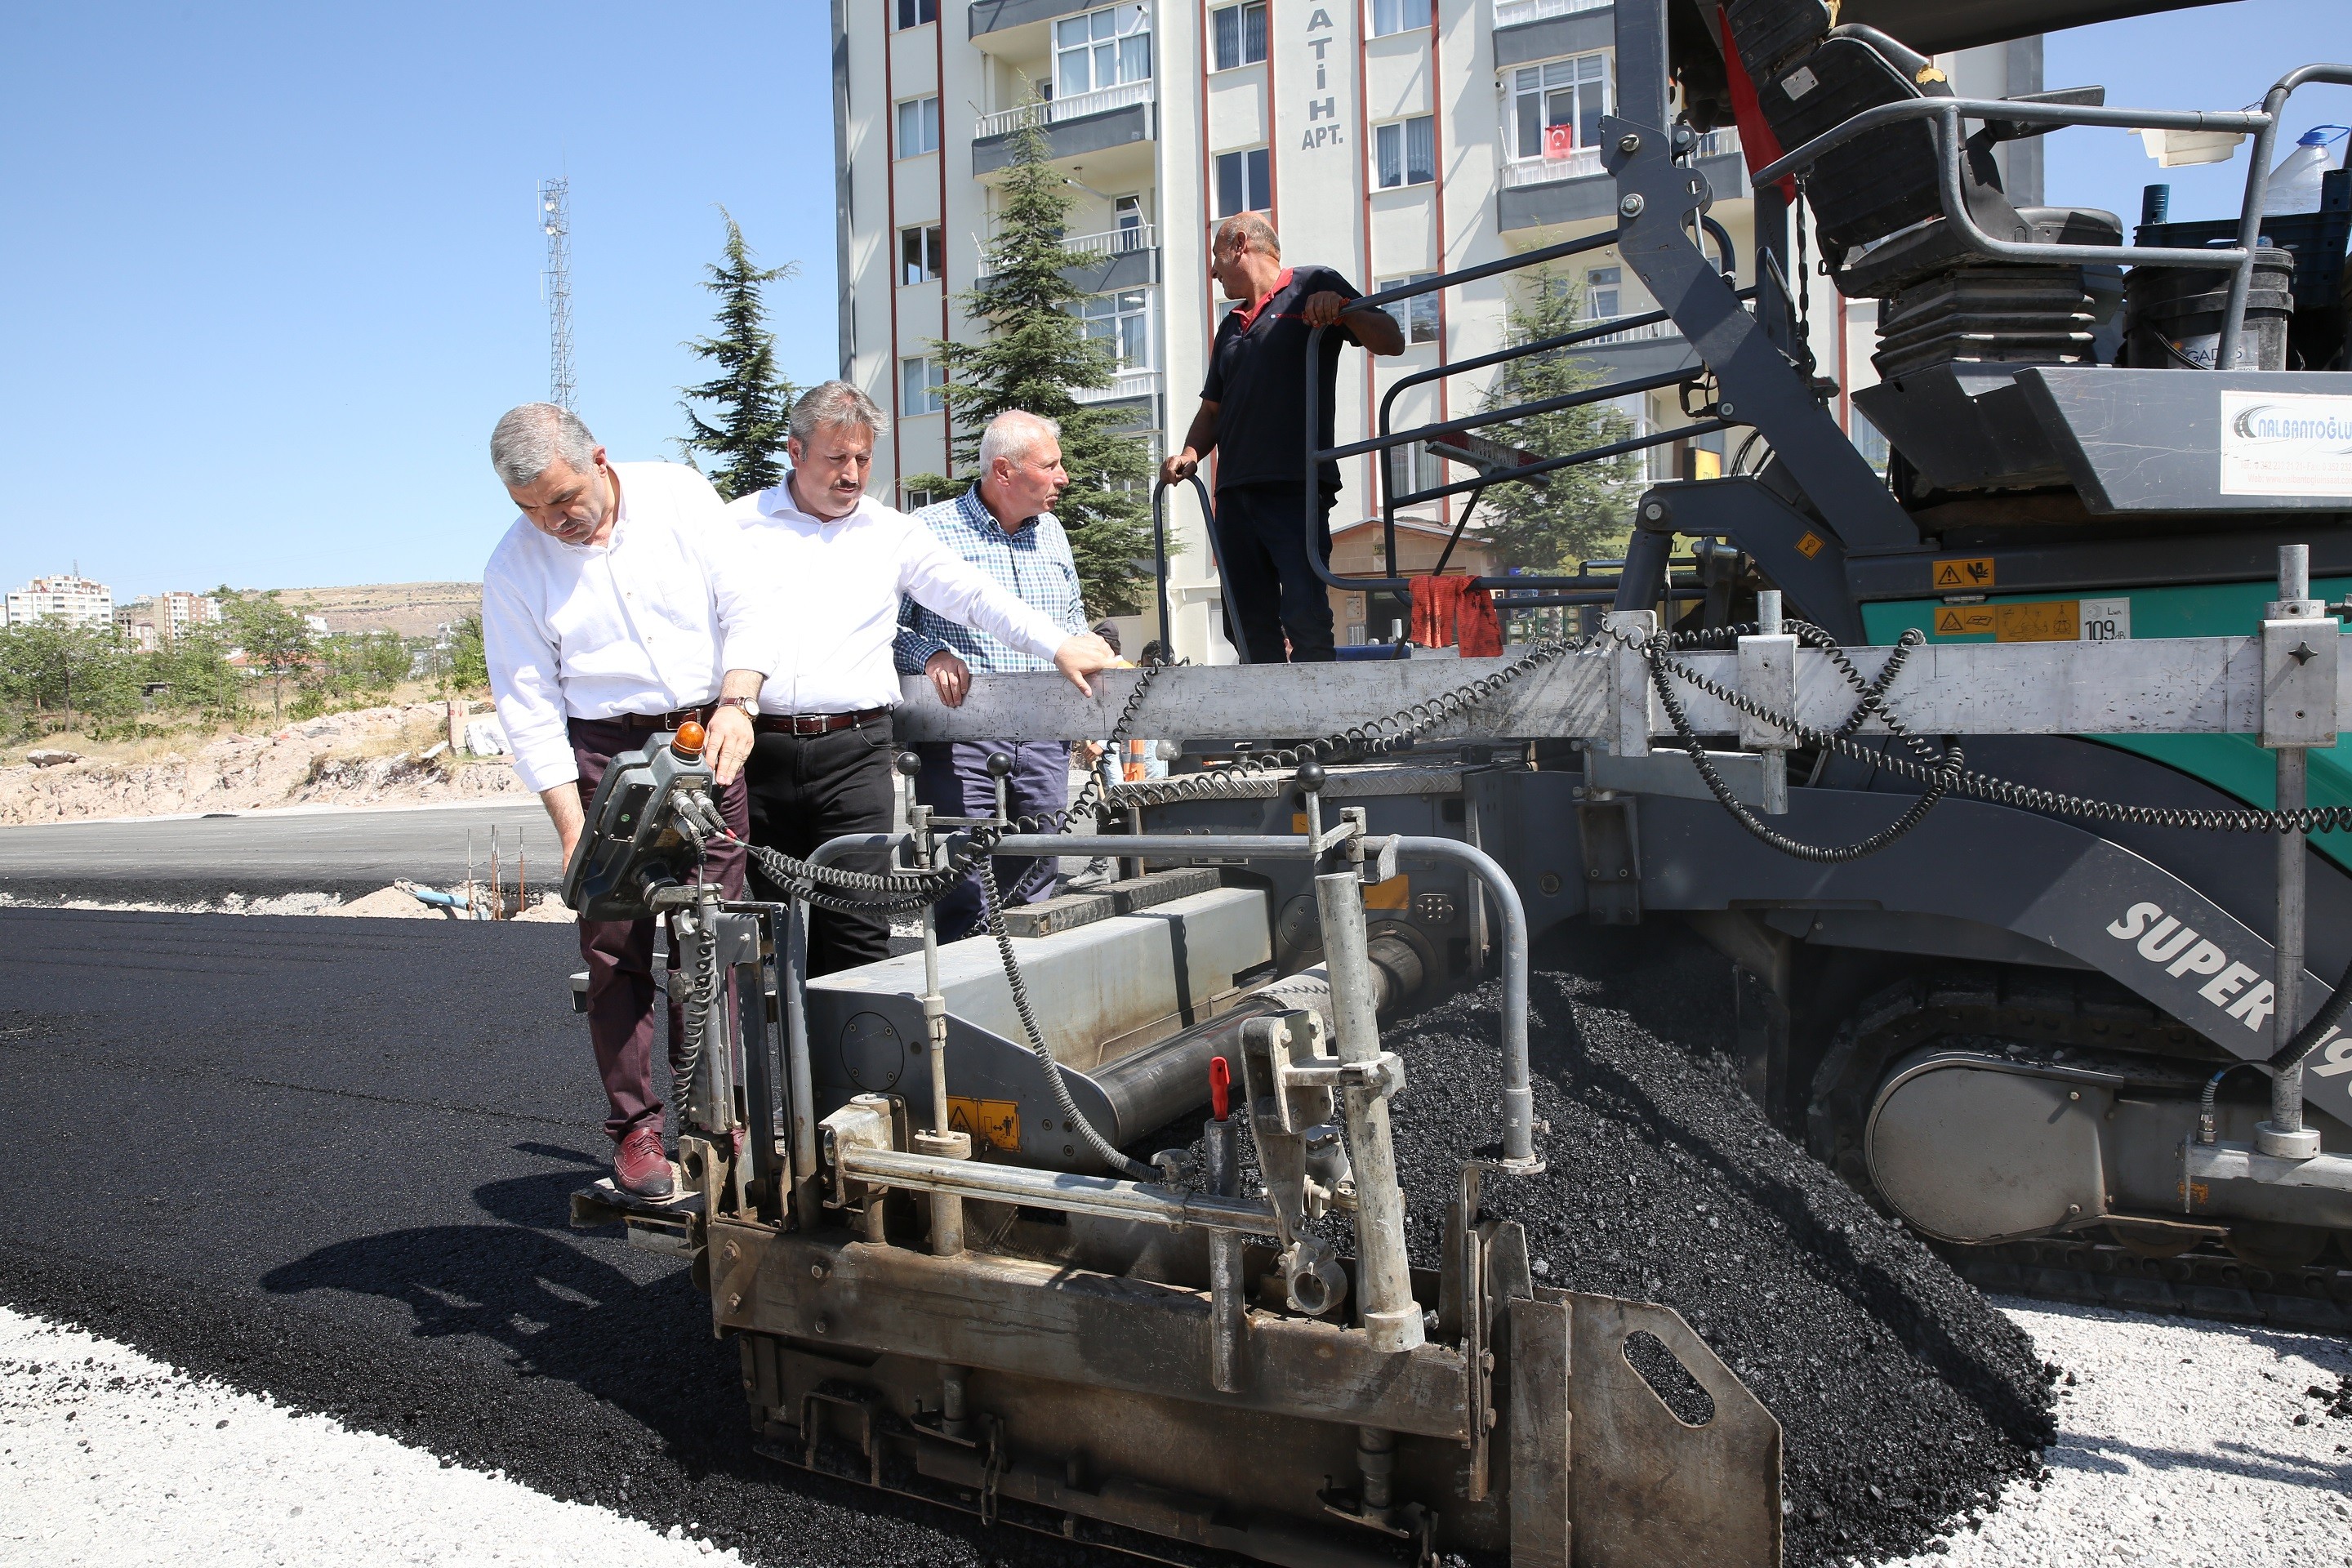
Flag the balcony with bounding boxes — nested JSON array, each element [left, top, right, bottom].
[[1060, 223, 1158, 290], [1493, 0, 1613, 66], [1493, 0, 1608, 25], [1499, 127, 1748, 231], [1071, 367, 1161, 405], [1499, 147, 1604, 189], [973, 82, 1156, 176]]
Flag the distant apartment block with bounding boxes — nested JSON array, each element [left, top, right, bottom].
[[114, 590, 225, 648], [5, 574, 114, 630], [832, 0, 2039, 660]]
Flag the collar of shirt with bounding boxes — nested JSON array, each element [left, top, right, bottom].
[[1232, 267, 1296, 332], [958, 482, 1043, 541], [756, 472, 878, 528]]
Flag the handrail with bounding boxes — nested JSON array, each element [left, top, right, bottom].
[[1150, 475, 1223, 661], [2222, 65, 2352, 368], [1749, 95, 2269, 188]]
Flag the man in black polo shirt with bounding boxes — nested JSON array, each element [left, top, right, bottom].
[[1160, 213, 1403, 663]]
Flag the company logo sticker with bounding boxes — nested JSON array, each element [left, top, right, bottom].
[[2220, 391, 2352, 497]]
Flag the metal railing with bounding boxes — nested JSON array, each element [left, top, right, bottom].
[[975, 79, 1154, 140], [1499, 147, 1604, 188], [1748, 67, 2352, 369], [1493, 0, 1608, 28], [1062, 222, 1157, 260], [1071, 367, 1161, 403]]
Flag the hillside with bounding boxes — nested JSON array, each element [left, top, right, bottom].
[[274, 581, 481, 638]]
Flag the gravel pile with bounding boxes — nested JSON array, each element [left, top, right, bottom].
[[1371, 924, 2056, 1567]]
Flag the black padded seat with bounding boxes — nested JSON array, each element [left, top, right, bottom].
[[1840, 206, 2123, 297]]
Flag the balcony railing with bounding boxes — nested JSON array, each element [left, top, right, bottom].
[[1693, 126, 1743, 161], [1062, 222, 1157, 260], [1578, 316, 1681, 345], [1494, 0, 1609, 27], [975, 79, 1154, 141], [1499, 145, 1604, 187], [1071, 367, 1162, 403]]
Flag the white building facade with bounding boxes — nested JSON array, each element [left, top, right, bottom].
[[5, 574, 114, 630], [830, 0, 2038, 662]]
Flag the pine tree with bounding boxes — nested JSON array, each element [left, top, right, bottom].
[[1472, 269, 1643, 574], [679, 210, 800, 501], [903, 110, 1155, 617]]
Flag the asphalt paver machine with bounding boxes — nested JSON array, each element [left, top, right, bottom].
[[565, 2, 2352, 1561]]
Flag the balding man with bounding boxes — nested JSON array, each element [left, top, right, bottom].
[[727, 383, 1120, 973], [897, 411, 1091, 939], [1160, 213, 1402, 663], [480, 403, 768, 1199]]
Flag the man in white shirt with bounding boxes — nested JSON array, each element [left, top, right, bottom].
[[725, 381, 1118, 973], [483, 403, 772, 1200]]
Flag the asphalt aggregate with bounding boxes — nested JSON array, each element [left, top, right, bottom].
[[1, 907, 2051, 1568]]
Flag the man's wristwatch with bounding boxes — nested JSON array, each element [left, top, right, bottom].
[[715, 696, 758, 719]]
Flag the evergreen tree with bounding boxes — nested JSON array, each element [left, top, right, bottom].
[[903, 110, 1155, 617], [1472, 269, 1643, 575], [679, 210, 800, 501]]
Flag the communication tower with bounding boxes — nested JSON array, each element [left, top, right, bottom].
[[540, 177, 575, 410]]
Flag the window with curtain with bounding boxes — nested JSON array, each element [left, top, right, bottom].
[[1076, 289, 1152, 369], [1374, 116, 1436, 189], [1210, 2, 1267, 70], [1377, 274, 1441, 345], [1368, 0, 1421, 37], [1214, 148, 1271, 216], [1054, 4, 1152, 98], [901, 357, 946, 416], [1510, 53, 1609, 162], [1386, 440, 1437, 500], [896, 96, 940, 158]]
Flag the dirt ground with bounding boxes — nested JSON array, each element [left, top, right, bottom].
[[0, 702, 524, 825]]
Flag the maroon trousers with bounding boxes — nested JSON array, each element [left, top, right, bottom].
[[569, 716, 750, 1142]]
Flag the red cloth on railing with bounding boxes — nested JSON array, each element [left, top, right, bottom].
[[1409, 575, 1503, 657]]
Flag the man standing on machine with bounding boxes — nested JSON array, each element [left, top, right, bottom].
[[896, 410, 1093, 940], [482, 403, 771, 1200], [1159, 212, 1403, 663], [726, 382, 1120, 974]]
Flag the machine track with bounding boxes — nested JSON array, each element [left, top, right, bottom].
[[1801, 965, 2352, 1331]]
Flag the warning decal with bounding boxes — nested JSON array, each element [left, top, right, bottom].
[[1794, 532, 1825, 559], [1932, 557, 1995, 590], [947, 1096, 1021, 1155], [1930, 601, 2083, 641]]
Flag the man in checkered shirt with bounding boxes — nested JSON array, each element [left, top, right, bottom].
[[897, 411, 1096, 939]]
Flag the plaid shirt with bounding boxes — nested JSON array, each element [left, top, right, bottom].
[[894, 485, 1085, 674]]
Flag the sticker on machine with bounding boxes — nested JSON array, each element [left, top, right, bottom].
[[2219, 391, 2352, 497]]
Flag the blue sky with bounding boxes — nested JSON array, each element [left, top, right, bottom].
[[1, 2, 2346, 599]]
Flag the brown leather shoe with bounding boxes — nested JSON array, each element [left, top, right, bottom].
[[613, 1125, 675, 1199]]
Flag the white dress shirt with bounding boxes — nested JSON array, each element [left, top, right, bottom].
[[724, 476, 1068, 716], [483, 461, 773, 794]]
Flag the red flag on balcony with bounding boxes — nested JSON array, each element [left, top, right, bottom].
[[1543, 122, 1575, 162]]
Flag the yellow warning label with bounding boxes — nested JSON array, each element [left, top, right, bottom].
[[1932, 600, 2079, 641], [1292, 812, 1309, 834], [1794, 531, 1825, 559], [1364, 875, 1412, 911], [947, 1096, 1021, 1155], [1933, 556, 1996, 590]]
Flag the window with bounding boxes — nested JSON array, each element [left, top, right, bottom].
[[1378, 274, 1440, 345], [900, 225, 944, 286], [1584, 265, 1620, 319], [1211, 2, 1267, 69], [1387, 440, 1438, 499], [1215, 147, 1271, 216], [895, 0, 937, 27], [1368, 0, 1422, 37], [901, 356, 946, 416], [1076, 288, 1152, 369], [903, 486, 946, 510], [1054, 4, 1152, 98], [1374, 116, 1436, 189], [1512, 54, 1608, 163], [1112, 194, 1147, 252], [896, 96, 940, 158]]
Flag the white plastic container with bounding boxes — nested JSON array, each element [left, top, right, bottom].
[[2262, 125, 2349, 216]]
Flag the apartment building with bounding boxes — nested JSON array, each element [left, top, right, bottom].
[[115, 590, 225, 647], [5, 574, 114, 630], [831, 0, 2039, 662]]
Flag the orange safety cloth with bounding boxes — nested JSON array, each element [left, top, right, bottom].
[[1410, 575, 1503, 657]]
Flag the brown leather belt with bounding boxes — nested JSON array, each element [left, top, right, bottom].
[[754, 706, 890, 737], [606, 704, 716, 733]]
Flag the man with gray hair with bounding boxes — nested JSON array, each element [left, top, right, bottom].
[[726, 383, 1120, 972], [896, 409, 1092, 939], [1161, 212, 1401, 662], [481, 402, 772, 1200]]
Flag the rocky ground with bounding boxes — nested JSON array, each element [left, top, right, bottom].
[[0, 702, 522, 825]]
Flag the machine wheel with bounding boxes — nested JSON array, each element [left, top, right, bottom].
[[2224, 1221, 2332, 1272], [2107, 1220, 2203, 1261]]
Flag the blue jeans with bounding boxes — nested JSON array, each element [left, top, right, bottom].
[[913, 738, 1071, 941]]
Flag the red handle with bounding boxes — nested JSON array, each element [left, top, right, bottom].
[[1209, 1055, 1232, 1121]]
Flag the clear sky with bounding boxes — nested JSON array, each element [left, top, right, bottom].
[[2, 2, 2348, 600], [0, 1, 838, 599]]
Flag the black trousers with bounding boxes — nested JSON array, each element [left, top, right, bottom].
[[745, 716, 898, 976], [1213, 482, 1338, 664]]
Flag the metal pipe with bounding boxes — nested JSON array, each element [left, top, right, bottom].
[[1205, 1111, 1245, 1393], [2274, 746, 2310, 1139], [2224, 67, 2352, 368], [1752, 95, 2269, 188], [837, 1145, 1281, 1235], [1315, 871, 1424, 1355], [914, 813, 967, 1256]]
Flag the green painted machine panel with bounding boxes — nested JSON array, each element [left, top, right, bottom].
[[1861, 581, 2352, 871]]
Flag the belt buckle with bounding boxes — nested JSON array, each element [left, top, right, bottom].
[[792, 714, 826, 736]]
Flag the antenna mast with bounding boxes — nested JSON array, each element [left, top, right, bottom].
[[540, 177, 575, 410]]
